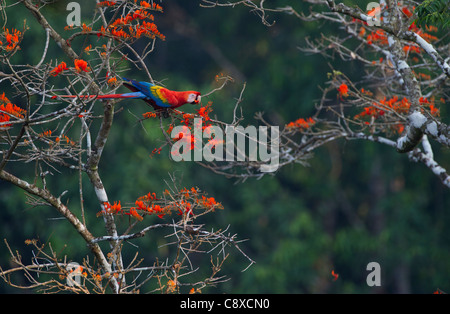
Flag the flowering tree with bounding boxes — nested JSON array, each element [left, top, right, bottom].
[[199, 0, 449, 188], [0, 1, 253, 293]]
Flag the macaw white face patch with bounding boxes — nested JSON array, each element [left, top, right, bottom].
[[188, 93, 201, 104]]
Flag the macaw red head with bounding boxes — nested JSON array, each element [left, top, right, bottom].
[[186, 91, 201, 105]]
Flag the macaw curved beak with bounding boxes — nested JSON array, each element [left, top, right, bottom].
[[192, 95, 201, 105]]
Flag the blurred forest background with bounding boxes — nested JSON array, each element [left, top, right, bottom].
[[0, 0, 449, 293]]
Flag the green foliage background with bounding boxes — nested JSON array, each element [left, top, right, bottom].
[[415, 0, 450, 28], [0, 0, 449, 293]]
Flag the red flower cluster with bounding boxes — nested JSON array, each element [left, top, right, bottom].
[[143, 111, 158, 119], [356, 4, 439, 55], [49, 59, 90, 77], [354, 96, 410, 121], [50, 62, 68, 76], [122, 192, 166, 220], [367, 29, 389, 45], [285, 117, 315, 131], [353, 95, 440, 134], [38, 130, 52, 138], [97, 201, 123, 216], [74, 59, 91, 73], [1, 28, 22, 52], [403, 45, 421, 54], [337, 83, 349, 97], [0, 93, 26, 128], [95, 4, 165, 41], [96, 188, 223, 221], [200, 195, 220, 211], [354, 106, 385, 120], [331, 270, 339, 281], [140, 1, 163, 12], [55, 134, 76, 146], [97, 1, 116, 7], [401, 7, 413, 18], [419, 97, 440, 117], [408, 22, 438, 43]]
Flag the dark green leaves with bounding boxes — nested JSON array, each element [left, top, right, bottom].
[[414, 0, 450, 28]]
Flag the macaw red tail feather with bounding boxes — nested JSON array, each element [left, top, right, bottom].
[[51, 94, 134, 99]]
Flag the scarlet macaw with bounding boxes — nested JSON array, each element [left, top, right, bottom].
[[52, 77, 201, 110]]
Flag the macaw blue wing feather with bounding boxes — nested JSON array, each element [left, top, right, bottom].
[[122, 77, 171, 108]]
